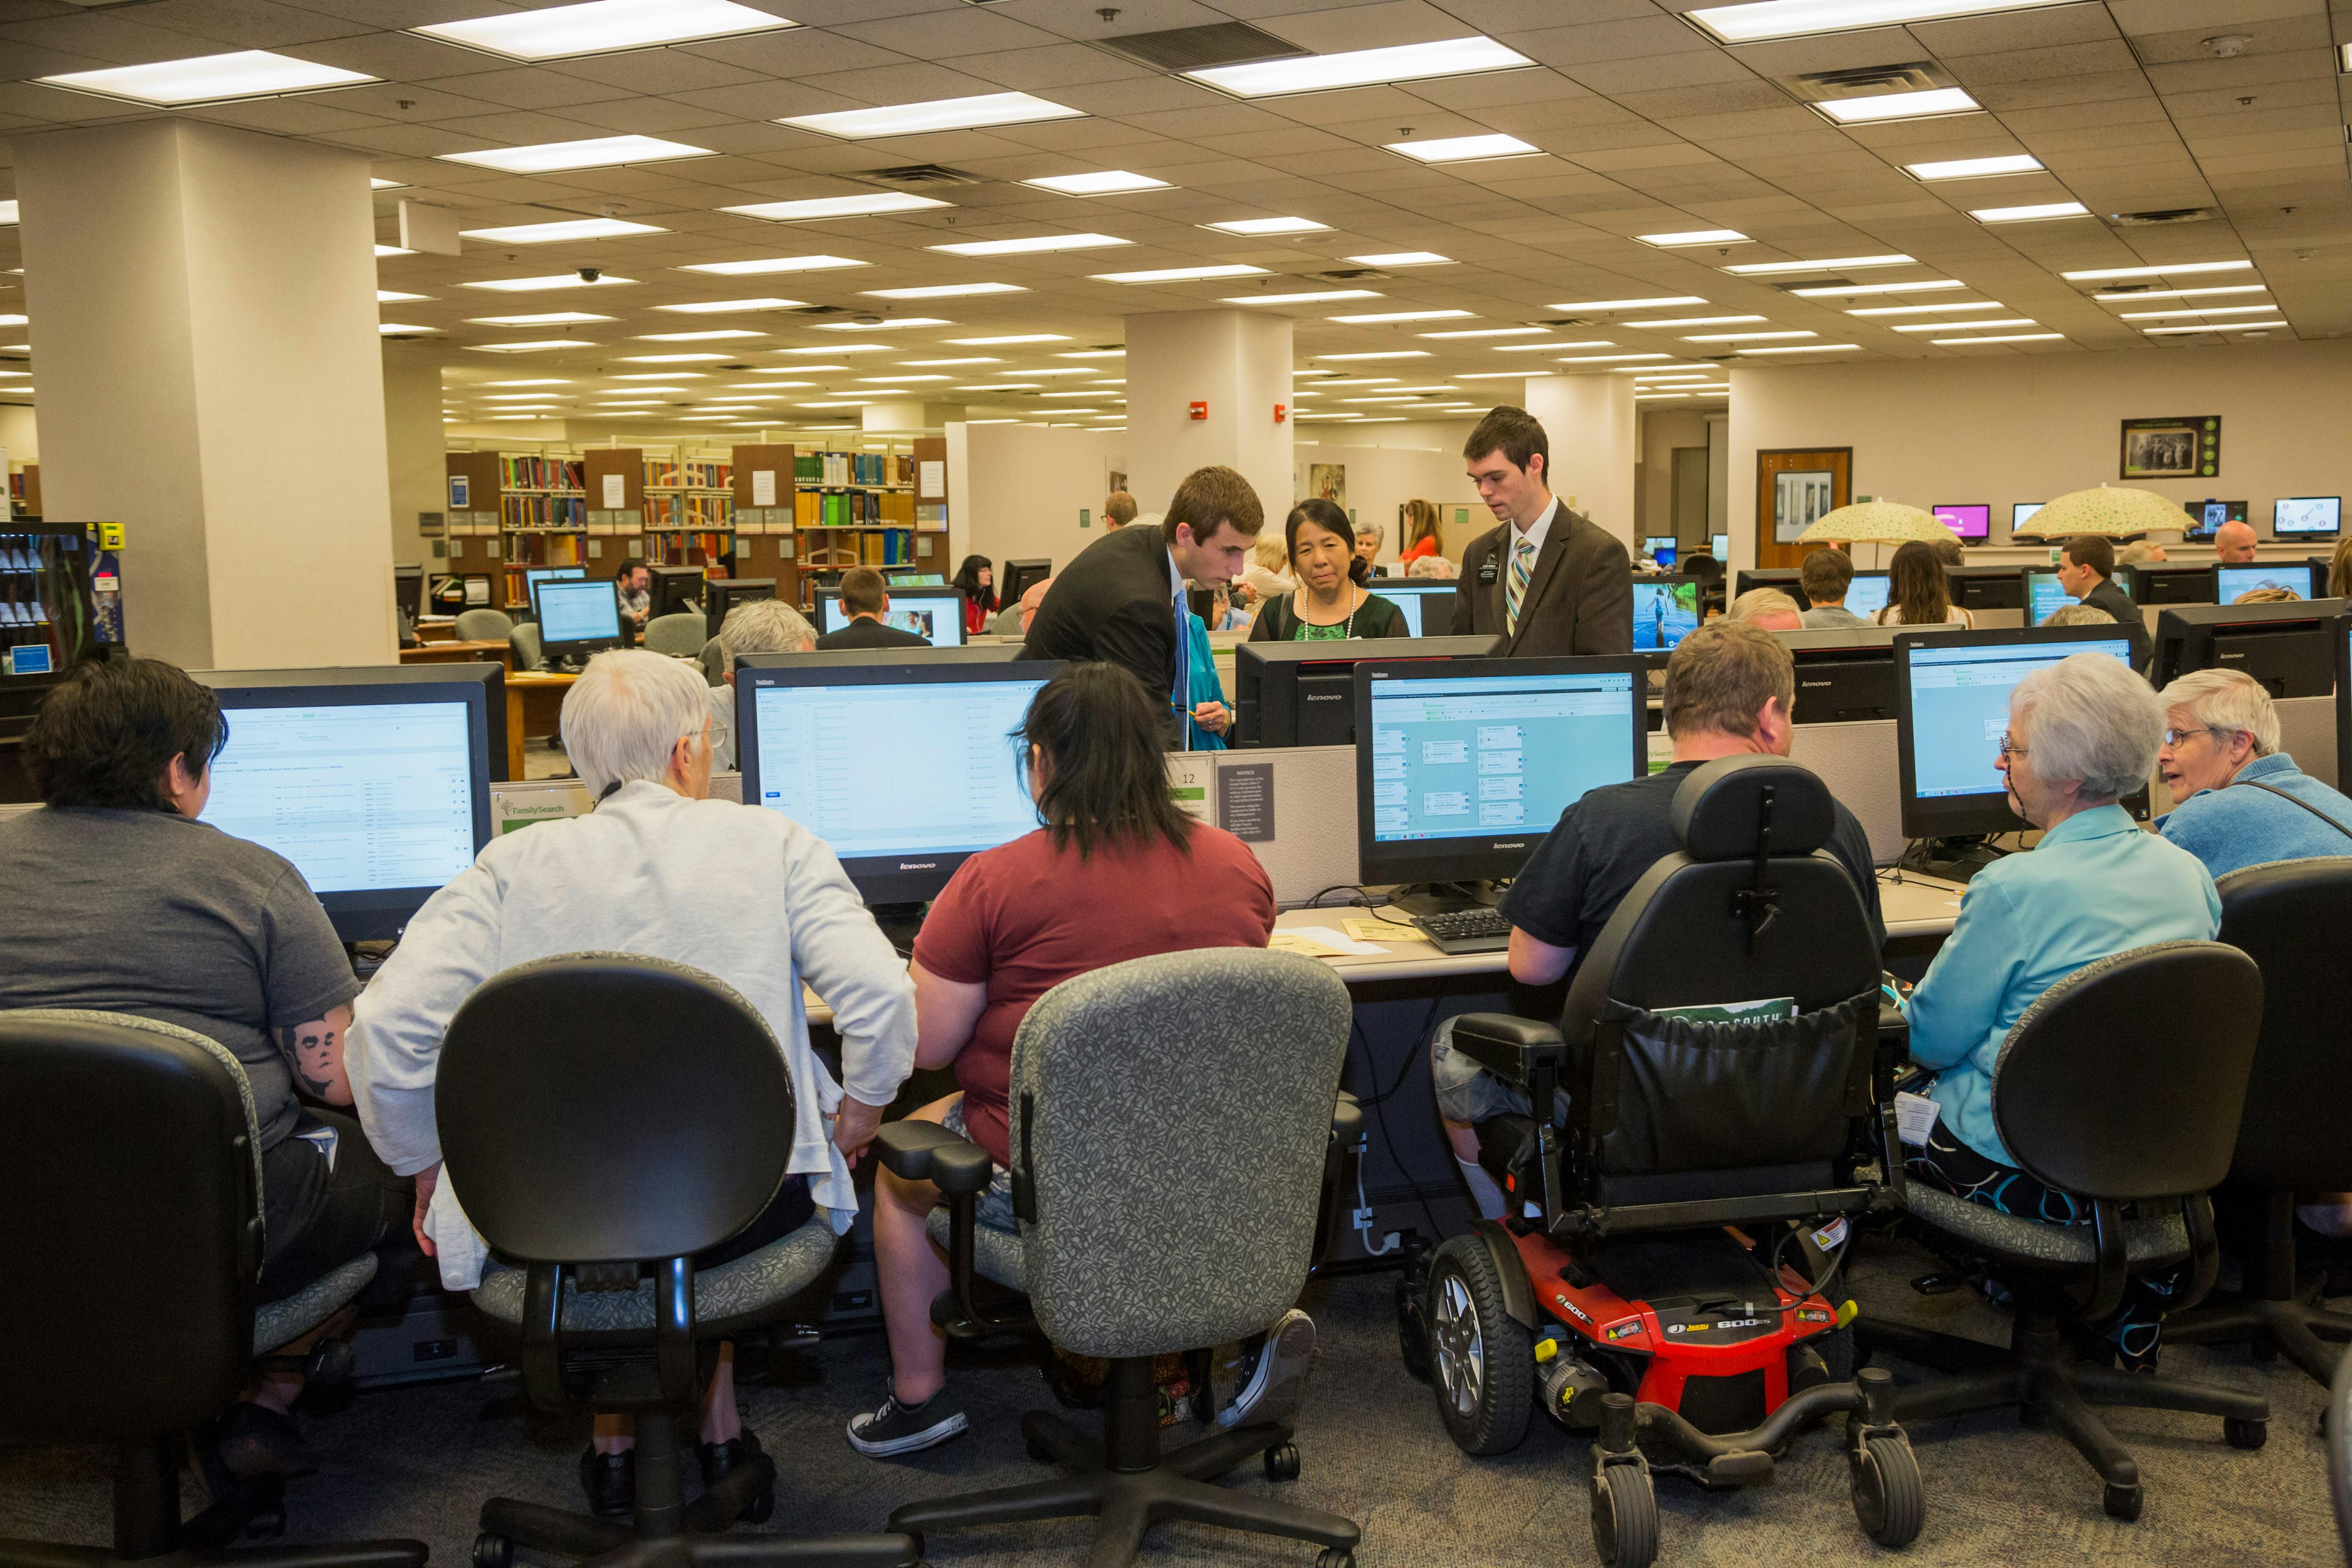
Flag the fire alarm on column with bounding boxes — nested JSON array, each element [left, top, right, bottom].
[[1188, 401, 1207, 420], [1273, 404, 1287, 423]]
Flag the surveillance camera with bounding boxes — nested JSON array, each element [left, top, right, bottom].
[[578, 266, 601, 283]]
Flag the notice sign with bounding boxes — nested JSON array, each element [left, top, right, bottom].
[[752, 469, 778, 507], [601, 473, 626, 508], [1218, 761, 1275, 843]]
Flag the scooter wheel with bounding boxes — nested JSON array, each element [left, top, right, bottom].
[[1591, 1464, 1657, 1568], [1850, 1434, 1924, 1548], [1425, 1237, 1534, 1457]]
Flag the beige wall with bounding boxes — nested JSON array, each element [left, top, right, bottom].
[[948, 422, 1128, 583], [1638, 409, 1712, 543], [1295, 420, 1480, 566], [382, 348, 442, 570], [1726, 339, 2352, 573], [0, 404, 36, 468]]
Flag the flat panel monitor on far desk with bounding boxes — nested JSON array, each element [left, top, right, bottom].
[[2012, 502, 2045, 534], [1354, 656, 1646, 892], [1932, 503, 1990, 541], [520, 565, 584, 620], [1632, 575, 1700, 650], [1235, 635, 1499, 748], [1711, 532, 1730, 562], [2126, 564, 2215, 606], [1642, 535, 1677, 569], [2023, 566, 2132, 626], [1379, 579, 1460, 637], [1000, 558, 1051, 605], [704, 577, 775, 642], [649, 565, 704, 622], [2154, 598, 2346, 698], [1735, 567, 1809, 609], [2217, 564, 2312, 604], [814, 587, 965, 647], [1782, 625, 1959, 725], [535, 578, 628, 665], [394, 564, 423, 619], [1841, 571, 1892, 621], [192, 665, 498, 941], [2185, 499, 2247, 541], [2275, 497, 2342, 538], [735, 655, 1061, 904]]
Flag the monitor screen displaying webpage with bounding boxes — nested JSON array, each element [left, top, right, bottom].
[[537, 579, 621, 645], [1904, 637, 2134, 801], [1366, 668, 1639, 844], [818, 589, 964, 647], [1379, 580, 1458, 636], [1842, 573, 1893, 620], [2013, 502, 2045, 532]]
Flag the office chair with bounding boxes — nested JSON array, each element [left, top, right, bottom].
[[0, 1009, 426, 1568], [1861, 941, 2270, 1520], [696, 636, 726, 687], [2168, 857, 2352, 1384], [436, 953, 915, 1568], [456, 608, 514, 643], [508, 622, 547, 674], [641, 612, 707, 659], [876, 949, 1364, 1568]]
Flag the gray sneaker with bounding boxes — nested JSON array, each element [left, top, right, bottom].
[[846, 1390, 970, 1458], [1217, 1310, 1317, 1431]]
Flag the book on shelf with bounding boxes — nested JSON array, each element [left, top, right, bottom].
[[499, 454, 584, 492], [793, 450, 914, 488], [501, 493, 586, 529]]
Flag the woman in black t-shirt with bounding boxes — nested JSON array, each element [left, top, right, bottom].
[[1248, 498, 1407, 642]]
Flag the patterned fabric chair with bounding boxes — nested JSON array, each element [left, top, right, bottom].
[[456, 607, 514, 642], [509, 620, 547, 673], [1862, 941, 2270, 1521], [0, 1009, 423, 1568], [641, 612, 707, 658], [878, 948, 1363, 1568], [437, 953, 914, 1568]]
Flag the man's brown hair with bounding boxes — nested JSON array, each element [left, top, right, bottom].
[[1463, 405, 1549, 475], [2064, 534, 2114, 579], [1161, 466, 1264, 546], [1104, 490, 1139, 526], [1664, 620, 1795, 741], [839, 565, 886, 615], [1798, 547, 1853, 601]]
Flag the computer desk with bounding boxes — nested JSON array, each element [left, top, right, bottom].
[[400, 639, 513, 671], [503, 671, 575, 780]]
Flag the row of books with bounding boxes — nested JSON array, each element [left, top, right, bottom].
[[502, 532, 589, 568], [500, 454, 583, 492], [800, 531, 916, 566], [646, 531, 731, 567], [796, 489, 914, 527], [650, 494, 734, 529], [643, 459, 733, 492], [501, 494, 587, 529], [794, 450, 910, 488]]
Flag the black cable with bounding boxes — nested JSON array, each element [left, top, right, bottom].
[[1297, 883, 1382, 911]]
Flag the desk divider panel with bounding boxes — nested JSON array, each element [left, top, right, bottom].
[[1202, 744, 1358, 907], [2275, 695, 2337, 789], [1789, 720, 1902, 866]]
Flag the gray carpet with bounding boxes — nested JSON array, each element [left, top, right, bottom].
[[1, 1237, 2338, 1567]]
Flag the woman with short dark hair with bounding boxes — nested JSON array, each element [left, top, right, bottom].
[[951, 554, 996, 635], [1247, 498, 1407, 642]]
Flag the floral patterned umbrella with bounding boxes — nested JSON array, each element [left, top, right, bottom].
[[2019, 485, 2192, 539], [1795, 501, 1952, 545]]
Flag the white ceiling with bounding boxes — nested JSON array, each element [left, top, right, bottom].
[[0, 0, 2345, 432]]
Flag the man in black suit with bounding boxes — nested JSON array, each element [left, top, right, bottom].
[[2056, 533, 2152, 672], [1450, 406, 1633, 656], [814, 567, 932, 650], [1023, 465, 1262, 743]]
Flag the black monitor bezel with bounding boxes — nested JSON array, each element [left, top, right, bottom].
[[2213, 563, 2314, 605], [1931, 503, 1991, 541], [703, 578, 778, 642], [2011, 502, 2045, 534], [999, 557, 1052, 604], [534, 578, 628, 657], [1630, 572, 1700, 650], [190, 663, 499, 940], [811, 584, 968, 647], [2152, 597, 2348, 689], [1353, 654, 1649, 888], [1893, 624, 2143, 841], [2273, 496, 2342, 539], [1376, 578, 1463, 637], [2335, 613, 2352, 791], [1735, 567, 1809, 609], [648, 564, 706, 622], [1235, 635, 1501, 747], [735, 654, 1064, 903]]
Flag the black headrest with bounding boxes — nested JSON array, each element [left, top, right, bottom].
[[1671, 755, 1837, 861]]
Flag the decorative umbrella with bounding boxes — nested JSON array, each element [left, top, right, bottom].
[[1794, 501, 1951, 546], [2020, 484, 2192, 540]]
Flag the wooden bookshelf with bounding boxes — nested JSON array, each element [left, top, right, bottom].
[[7, 462, 38, 519], [730, 443, 799, 600]]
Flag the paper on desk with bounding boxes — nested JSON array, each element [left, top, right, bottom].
[[1343, 917, 1424, 944], [1272, 924, 1388, 957]]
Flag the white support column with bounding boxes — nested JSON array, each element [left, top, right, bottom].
[[383, 347, 444, 572], [16, 119, 394, 669], [1126, 309, 1292, 526], [1523, 374, 1636, 547]]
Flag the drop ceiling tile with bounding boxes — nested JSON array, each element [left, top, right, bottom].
[[547, 99, 745, 137], [0, 12, 260, 64], [327, 124, 484, 158], [1510, 15, 1728, 67], [793, 60, 1032, 109], [291, 29, 513, 82], [181, 96, 392, 135], [1909, 5, 2124, 53], [1608, 80, 1793, 118], [0, 40, 115, 84], [829, 6, 1070, 58], [1404, 68, 1596, 111], [1217, 0, 1469, 51], [548, 51, 771, 95], [935, 42, 1159, 91], [2143, 52, 2339, 93]]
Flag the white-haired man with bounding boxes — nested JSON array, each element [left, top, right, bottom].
[[710, 599, 816, 771], [347, 649, 914, 1517]]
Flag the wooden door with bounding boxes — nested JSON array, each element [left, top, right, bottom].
[[1754, 448, 1852, 569]]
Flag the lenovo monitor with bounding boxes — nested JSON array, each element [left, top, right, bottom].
[[2184, 499, 2247, 541], [2274, 497, 2341, 538], [2127, 564, 2217, 606], [2215, 564, 2310, 604], [1932, 503, 1991, 542], [1632, 575, 1701, 652], [1841, 571, 1893, 621], [814, 586, 966, 648], [1783, 625, 1961, 725], [2012, 502, 2045, 534], [1735, 568, 1811, 610], [1235, 636, 1500, 748], [1379, 579, 1461, 637], [2024, 566, 2132, 626], [1947, 566, 2024, 611], [519, 565, 585, 621], [2153, 598, 2346, 698]]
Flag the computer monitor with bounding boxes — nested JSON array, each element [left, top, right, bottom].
[[535, 578, 627, 662], [1631, 575, 1700, 651], [2012, 502, 2045, 533], [1784, 625, 1960, 724], [1842, 571, 1892, 621], [1711, 532, 1730, 562], [1000, 558, 1052, 605], [813, 587, 966, 647], [2184, 499, 2247, 541], [704, 578, 777, 643], [1379, 579, 1460, 637], [2127, 564, 2214, 606], [649, 564, 704, 622], [1735, 567, 1810, 609], [2022, 565, 2133, 625], [2274, 497, 2342, 538], [2335, 614, 2352, 790], [886, 572, 946, 587], [1894, 626, 2140, 840], [1947, 567, 2025, 611], [2153, 598, 2346, 698], [394, 563, 423, 618], [1235, 636, 1501, 748], [734, 655, 1062, 903], [191, 665, 498, 941], [2215, 564, 2310, 604], [1642, 535, 1677, 570], [1354, 656, 1646, 888], [1932, 503, 1991, 541], [520, 565, 585, 621]]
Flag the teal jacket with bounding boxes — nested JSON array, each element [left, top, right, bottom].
[[1183, 612, 1227, 752]]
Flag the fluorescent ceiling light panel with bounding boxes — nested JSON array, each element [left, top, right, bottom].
[[1689, 1, 2071, 44], [655, 297, 806, 313], [638, 329, 765, 341], [1816, 88, 1979, 123], [1422, 326, 1546, 338], [1329, 310, 1473, 323], [949, 334, 1070, 345], [1498, 339, 1608, 351], [1349, 252, 1452, 267], [1188, 36, 1533, 97], [1094, 265, 1267, 284], [1893, 318, 2035, 331], [464, 340, 589, 353], [1640, 229, 1749, 247], [462, 274, 636, 292], [679, 256, 865, 276], [1738, 343, 1862, 353], [483, 379, 571, 386], [1849, 300, 2005, 315], [0, 202, 17, 225], [1971, 202, 2089, 224], [1057, 350, 1125, 359], [482, 393, 570, 400], [2091, 285, 2266, 302], [813, 318, 950, 330], [1387, 134, 1539, 164], [440, 135, 711, 174], [1727, 255, 1914, 275], [2061, 261, 2254, 281], [1788, 279, 1962, 297], [1316, 351, 1431, 360], [468, 312, 614, 326], [723, 193, 949, 222], [1931, 333, 2064, 344], [378, 290, 429, 303], [370, 179, 403, 190], [861, 282, 1025, 297], [1203, 216, 1329, 236], [39, 50, 374, 106], [1021, 171, 1171, 195], [378, 323, 434, 334], [1225, 290, 1383, 304], [902, 358, 1000, 366], [2143, 322, 2285, 335], [1909, 154, 2043, 181], [460, 217, 665, 244], [622, 353, 733, 363], [862, 375, 949, 383], [1452, 372, 1530, 380], [1627, 315, 1764, 328], [413, 0, 791, 61], [610, 372, 703, 379], [1558, 353, 1668, 362], [2116, 304, 2280, 319], [929, 234, 1128, 257], [1550, 296, 1706, 311], [781, 92, 1080, 140]]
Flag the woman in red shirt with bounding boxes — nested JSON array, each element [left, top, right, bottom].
[[848, 662, 1277, 1458], [952, 554, 997, 635]]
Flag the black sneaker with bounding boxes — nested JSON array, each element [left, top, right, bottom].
[[845, 1391, 970, 1458], [578, 1446, 634, 1520]]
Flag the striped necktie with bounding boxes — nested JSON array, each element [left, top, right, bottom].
[[1505, 535, 1535, 635]]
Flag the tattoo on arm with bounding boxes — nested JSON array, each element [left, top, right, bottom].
[[281, 1009, 354, 1107]]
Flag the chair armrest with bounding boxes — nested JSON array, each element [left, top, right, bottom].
[[876, 1120, 995, 1194], [1448, 1012, 1567, 1086]]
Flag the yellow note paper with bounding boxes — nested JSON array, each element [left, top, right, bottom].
[[1343, 917, 1425, 944]]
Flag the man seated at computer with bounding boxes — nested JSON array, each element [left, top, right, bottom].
[[710, 599, 816, 771], [2154, 668, 2352, 877], [2213, 520, 2259, 565], [1427, 622, 1883, 1218], [1901, 652, 2217, 1370], [1798, 549, 1866, 628], [616, 561, 652, 628], [853, 662, 1306, 1458], [0, 660, 410, 1479], [348, 650, 916, 1517], [2054, 535, 2150, 671], [1725, 586, 1804, 631], [816, 567, 931, 650]]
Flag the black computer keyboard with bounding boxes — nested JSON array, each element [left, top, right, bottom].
[[1410, 906, 1512, 954]]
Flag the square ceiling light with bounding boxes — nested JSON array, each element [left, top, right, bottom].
[[459, 217, 665, 244], [1187, 36, 1533, 97], [1021, 172, 1171, 195], [0, 202, 17, 225], [1330, 310, 1472, 323], [1893, 318, 2035, 331], [1386, 134, 1538, 164], [638, 329, 766, 340], [38, 50, 375, 107], [378, 323, 435, 335], [1687, 1, 2067, 45], [1908, 154, 2043, 181], [781, 92, 1081, 139], [469, 312, 614, 326], [413, 0, 793, 60], [2060, 260, 2253, 281], [465, 340, 592, 353], [722, 193, 949, 222], [654, 297, 807, 313], [862, 284, 1021, 299], [1550, 295, 1706, 311], [1094, 265, 1268, 284], [1727, 254, 1915, 275], [1203, 216, 1329, 236], [812, 318, 951, 330], [378, 290, 429, 303], [679, 256, 865, 275], [929, 234, 1129, 257], [1848, 300, 2005, 315], [1225, 290, 1382, 304], [1814, 88, 1979, 123], [1789, 279, 1961, 297], [441, 135, 711, 174]]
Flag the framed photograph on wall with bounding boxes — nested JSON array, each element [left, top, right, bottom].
[[2120, 416, 2219, 480]]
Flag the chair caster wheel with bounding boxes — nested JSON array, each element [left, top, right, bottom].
[[1591, 1464, 1658, 1568], [1264, 1442, 1300, 1481], [473, 1531, 513, 1568], [741, 1483, 775, 1524], [1315, 1549, 1354, 1568], [2103, 1483, 2143, 1521], [2224, 1416, 2266, 1451], [1849, 1434, 1923, 1548]]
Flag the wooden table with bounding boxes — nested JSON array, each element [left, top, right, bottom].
[[503, 671, 577, 781], [415, 618, 459, 644], [401, 639, 512, 670]]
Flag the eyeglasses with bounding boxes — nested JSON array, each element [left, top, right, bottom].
[[1997, 732, 2028, 761], [2162, 726, 2227, 747], [706, 717, 729, 753]]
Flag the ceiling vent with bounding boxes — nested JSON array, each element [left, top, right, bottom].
[[1312, 267, 1390, 282], [1785, 61, 1952, 102], [857, 164, 986, 187], [1096, 21, 1306, 74], [1774, 278, 1856, 293], [2109, 207, 2215, 227], [785, 304, 853, 315]]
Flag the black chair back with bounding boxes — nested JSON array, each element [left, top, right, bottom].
[[0, 1012, 258, 1442], [2214, 858, 2352, 1193], [1992, 941, 2262, 1202], [437, 954, 794, 1265]]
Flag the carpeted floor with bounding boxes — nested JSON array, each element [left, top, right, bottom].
[[1, 1235, 2338, 1567]]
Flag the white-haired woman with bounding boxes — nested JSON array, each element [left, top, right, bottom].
[[1902, 652, 2220, 1370], [2156, 667, 2352, 878], [710, 599, 816, 769]]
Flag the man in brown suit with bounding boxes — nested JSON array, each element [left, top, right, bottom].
[[1449, 405, 1633, 656]]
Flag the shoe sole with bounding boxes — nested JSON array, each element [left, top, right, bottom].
[[1219, 1311, 1317, 1430], [846, 1409, 970, 1458]]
